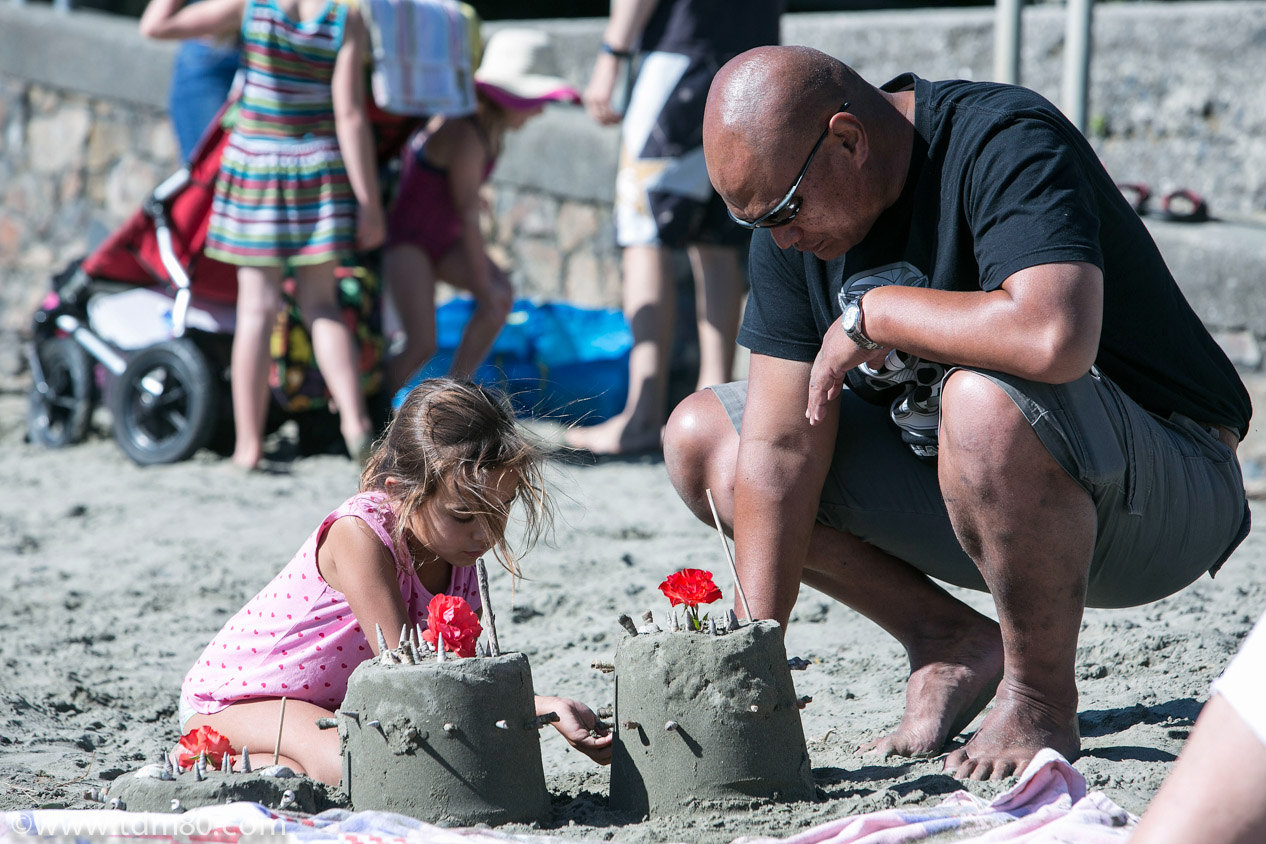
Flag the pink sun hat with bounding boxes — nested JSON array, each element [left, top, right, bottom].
[[474, 28, 582, 111]]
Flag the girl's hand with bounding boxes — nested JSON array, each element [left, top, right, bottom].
[[537, 695, 613, 765], [357, 202, 386, 251]]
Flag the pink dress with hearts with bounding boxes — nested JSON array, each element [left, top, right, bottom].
[[179, 491, 482, 717]]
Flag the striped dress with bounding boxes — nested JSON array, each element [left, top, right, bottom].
[[206, 0, 356, 266]]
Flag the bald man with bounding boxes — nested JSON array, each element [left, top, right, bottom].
[[664, 46, 1252, 780]]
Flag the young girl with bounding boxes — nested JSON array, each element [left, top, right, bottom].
[[383, 28, 580, 392], [140, 0, 381, 469], [178, 378, 612, 784]]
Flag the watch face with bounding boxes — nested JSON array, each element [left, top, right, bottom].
[[843, 303, 861, 333]]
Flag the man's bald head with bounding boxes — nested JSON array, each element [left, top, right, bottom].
[[706, 46, 860, 160]]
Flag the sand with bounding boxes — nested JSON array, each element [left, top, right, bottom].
[[2, 387, 1265, 844]]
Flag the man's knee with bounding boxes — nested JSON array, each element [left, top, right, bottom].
[[939, 370, 1031, 460], [664, 389, 736, 511]]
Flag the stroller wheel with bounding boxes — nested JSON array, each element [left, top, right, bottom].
[[28, 337, 95, 448], [109, 338, 218, 465]]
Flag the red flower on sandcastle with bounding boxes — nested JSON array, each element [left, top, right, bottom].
[[659, 568, 723, 630], [422, 594, 482, 658], [176, 725, 234, 770]]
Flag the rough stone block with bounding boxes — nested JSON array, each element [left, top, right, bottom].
[[556, 202, 601, 254], [27, 106, 91, 173], [513, 239, 562, 297], [87, 120, 132, 173], [104, 154, 163, 222]]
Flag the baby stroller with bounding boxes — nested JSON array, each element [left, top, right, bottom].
[[26, 108, 388, 465]]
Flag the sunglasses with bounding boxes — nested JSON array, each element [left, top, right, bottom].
[[727, 101, 851, 230]]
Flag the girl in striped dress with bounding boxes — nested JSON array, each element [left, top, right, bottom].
[[141, 0, 382, 470]]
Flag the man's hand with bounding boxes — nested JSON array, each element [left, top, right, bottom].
[[537, 695, 613, 765], [806, 317, 890, 425]]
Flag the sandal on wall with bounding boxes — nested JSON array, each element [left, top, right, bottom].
[[1117, 182, 1151, 215], [1160, 188, 1210, 223]]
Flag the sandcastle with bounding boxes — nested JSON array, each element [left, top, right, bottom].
[[331, 560, 550, 825], [607, 610, 816, 816], [103, 755, 320, 814], [335, 630, 550, 825]]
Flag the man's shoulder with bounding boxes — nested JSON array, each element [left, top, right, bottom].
[[918, 77, 1064, 126]]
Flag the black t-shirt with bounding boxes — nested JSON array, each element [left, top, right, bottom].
[[739, 74, 1252, 437], [640, 0, 784, 60]]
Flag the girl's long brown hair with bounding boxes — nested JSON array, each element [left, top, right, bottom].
[[360, 378, 552, 577]]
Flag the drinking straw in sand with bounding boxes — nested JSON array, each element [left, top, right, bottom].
[[476, 558, 501, 656], [273, 697, 287, 766], [705, 488, 754, 621]]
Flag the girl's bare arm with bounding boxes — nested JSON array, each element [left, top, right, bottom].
[[331, 5, 385, 250], [139, 0, 245, 41], [318, 516, 412, 652]]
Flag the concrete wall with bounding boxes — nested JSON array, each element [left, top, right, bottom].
[[2, 1, 1265, 385]]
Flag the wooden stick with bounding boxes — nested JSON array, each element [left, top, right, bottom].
[[273, 697, 287, 766], [705, 488, 754, 621], [475, 558, 501, 656]]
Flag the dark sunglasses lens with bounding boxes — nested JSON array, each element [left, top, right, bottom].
[[761, 197, 801, 228]]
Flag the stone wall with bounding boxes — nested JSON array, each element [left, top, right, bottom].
[[3, 2, 1266, 384]]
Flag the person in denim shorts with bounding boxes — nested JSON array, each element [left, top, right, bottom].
[[664, 47, 1252, 782]]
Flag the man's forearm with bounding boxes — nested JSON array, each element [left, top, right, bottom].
[[732, 439, 827, 627]]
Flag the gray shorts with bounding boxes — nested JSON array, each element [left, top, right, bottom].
[[711, 369, 1251, 608]]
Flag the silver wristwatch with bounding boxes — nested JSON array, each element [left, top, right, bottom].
[[839, 291, 881, 351]]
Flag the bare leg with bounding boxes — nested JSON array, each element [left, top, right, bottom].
[[291, 261, 372, 457], [437, 250, 513, 379], [937, 371, 1089, 780], [566, 244, 673, 454], [231, 266, 284, 469], [383, 243, 438, 393], [686, 244, 744, 391], [664, 389, 1004, 758], [186, 698, 341, 785]]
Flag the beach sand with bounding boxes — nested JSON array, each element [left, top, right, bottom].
[[2, 387, 1264, 843]]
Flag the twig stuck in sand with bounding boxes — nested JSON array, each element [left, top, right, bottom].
[[273, 697, 287, 766], [476, 559, 501, 657], [705, 488, 754, 621]]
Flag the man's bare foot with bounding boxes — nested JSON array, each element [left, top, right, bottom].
[[942, 678, 1080, 781], [564, 413, 662, 456], [861, 617, 1004, 759]]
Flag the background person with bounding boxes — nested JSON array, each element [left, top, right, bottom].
[[664, 46, 1251, 780], [382, 28, 580, 393], [140, 0, 383, 469], [571, 0, 784, 455], [142, 0, 242, 163], [1130, 611, 1266, 844]]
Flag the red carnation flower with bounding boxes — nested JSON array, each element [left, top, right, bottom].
[[176, 725, 235, 770], [659, 568, 723, 608], [421, 594, 483, 658], [659, 569, 723, 630]]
